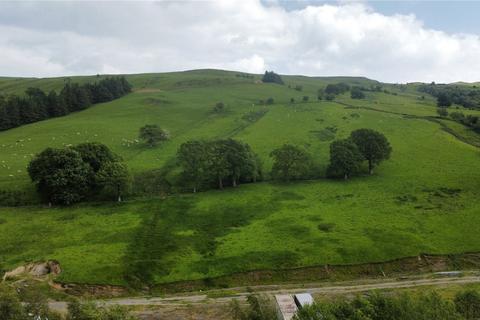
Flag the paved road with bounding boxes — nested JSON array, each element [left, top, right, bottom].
[[48, 274, 480, 313]]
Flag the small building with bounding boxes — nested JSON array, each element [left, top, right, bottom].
[[275, 294, 298, 320], [294, 293, 314, 309]]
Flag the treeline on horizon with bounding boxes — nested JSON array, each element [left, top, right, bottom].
[[418, 82, 480, 110], [0, 76, 132, 131]]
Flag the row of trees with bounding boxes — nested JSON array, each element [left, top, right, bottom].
[[418, 83, 480, 109], [28, 142, 130, 205], [317, 83, 366, 101], [177, 129, 391, 194], [270, 129, 391, 181], [177, 139, 262, 192], [329, 128, 392, 179], [26, 130, 390, 204], [0, 76, 131, 131]]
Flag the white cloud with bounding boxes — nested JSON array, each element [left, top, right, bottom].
[[0, 0, 479, 83]]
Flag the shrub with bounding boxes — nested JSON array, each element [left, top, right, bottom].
[[454, 290, 480, 319], [437, 107, 449, 117], [214, 102, 225, 112], [262, 71, 284, 85], [351, 87, 366, 99]]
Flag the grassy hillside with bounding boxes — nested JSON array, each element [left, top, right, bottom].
[[0, 70, 479, 288]]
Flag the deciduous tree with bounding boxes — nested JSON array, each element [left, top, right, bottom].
[[327, 139, 364, 180], [28, 148, 91, 205], [270, 144, 310, 181], [139, 124, 169, 147], [350, 129, 392, 174]]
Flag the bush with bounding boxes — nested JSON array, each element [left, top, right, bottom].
[[302, 96, 309, 102], [325, 83, 350, 95], [437, 107, 449, 117], [351, 87, 366, 99], [0, 190, 33, 206], [454, 290, 480, 319], [262, 71, 284, 85], [266, 97, 274, 105], [450, 111, 465, 121], [230, 294, 277, 320], [325, 93, 335, 101], [294, 291, 463, 320], [139, 124, 170, 147], [270, 144, 311, 181], [214, 102, 225, 112]]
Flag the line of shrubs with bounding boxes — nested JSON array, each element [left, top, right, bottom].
[[437, 108, 480, 132], [230, 290, 480, 320]]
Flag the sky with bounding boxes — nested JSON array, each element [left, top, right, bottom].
[[0, 0, 479, 83]]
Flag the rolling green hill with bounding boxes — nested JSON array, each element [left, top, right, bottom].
[[0, 70, 479, 289]]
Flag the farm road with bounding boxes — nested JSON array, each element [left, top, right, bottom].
[[49, 273, 480, 312]]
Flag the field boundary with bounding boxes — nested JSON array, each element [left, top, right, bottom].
[[337, 101, 480, 148], [52, 252, 480, 296]]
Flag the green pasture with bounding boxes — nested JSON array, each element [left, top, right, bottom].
[[0, 70, 479, 287]]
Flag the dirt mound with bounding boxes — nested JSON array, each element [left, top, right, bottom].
[[2, 260, 61, 281]]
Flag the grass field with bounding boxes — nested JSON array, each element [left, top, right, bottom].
[[0, 69, 479, 288]]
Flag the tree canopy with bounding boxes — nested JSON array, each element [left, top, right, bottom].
[[418, 83, 480, 109], [0, 76, 131, 132], [177, 139, 261, 191], [327, 139, 364, 180], [27, 148, 91, 205], [28, 143, 130, 205], [261, 71, 284, 85], [177, 139, 261, 192], [270, 144, 311, 181], [325, 82, 350, 95], [139, 124, 170, 147], [350, 128, 392, 174], [351, 86, 366, 99]]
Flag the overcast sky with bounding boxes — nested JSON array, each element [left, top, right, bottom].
[[0, 0, 479, 83]]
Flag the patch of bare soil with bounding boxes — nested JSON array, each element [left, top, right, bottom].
[[2, 260, 61, 281], [52, 283, 129, 298]]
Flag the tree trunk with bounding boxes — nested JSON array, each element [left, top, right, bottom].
[[117, 185, 122, 202], [344, 173, 348, 180], [218, 176, 223, 189], [193, 186, 197, 193], [368, 159, 373, 175], [232, 177, 237, 187]]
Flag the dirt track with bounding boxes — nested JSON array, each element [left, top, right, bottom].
[[49, 273, 480, 313]]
